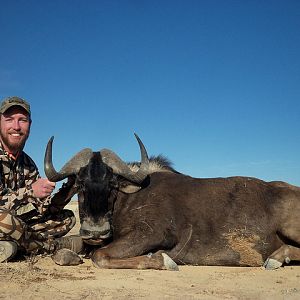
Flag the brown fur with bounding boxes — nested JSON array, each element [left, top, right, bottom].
[[46, 137, 300, 270], [87, 171, 300, 269]]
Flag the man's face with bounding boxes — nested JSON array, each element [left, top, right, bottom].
[[0, 106, 31, 154]]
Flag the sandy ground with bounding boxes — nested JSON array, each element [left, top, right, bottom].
[[1, 202, 300, 300]]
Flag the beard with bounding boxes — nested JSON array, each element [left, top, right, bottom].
[[0, 130, 29, 154]]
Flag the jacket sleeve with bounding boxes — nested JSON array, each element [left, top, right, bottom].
[[0, 166, 43, 211]]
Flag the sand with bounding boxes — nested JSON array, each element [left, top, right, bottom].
[[1, 201, 299, 300]]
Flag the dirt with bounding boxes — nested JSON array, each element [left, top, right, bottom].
[[1, 202, 299, 300]]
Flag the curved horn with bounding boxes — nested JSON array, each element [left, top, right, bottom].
[[44, 136, 93, 182], [100, 133, 149, 184]]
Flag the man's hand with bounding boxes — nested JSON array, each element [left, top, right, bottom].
[[32, 178, 56, 199]]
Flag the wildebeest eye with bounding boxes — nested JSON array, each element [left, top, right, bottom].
[[75, 178, 86, 191], [109, 176, 118, 188]]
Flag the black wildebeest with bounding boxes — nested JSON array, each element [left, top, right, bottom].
[[45, 134, 300, 270]]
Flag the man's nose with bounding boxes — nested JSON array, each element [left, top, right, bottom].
[[12, 120, 21, 130]]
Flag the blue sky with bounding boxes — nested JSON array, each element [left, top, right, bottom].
[[1, 0, 300, 186]]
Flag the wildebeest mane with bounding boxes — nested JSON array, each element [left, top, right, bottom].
[[128, 154, 179, 174]]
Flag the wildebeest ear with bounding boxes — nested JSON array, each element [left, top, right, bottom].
[[119, 184, 141, 194]]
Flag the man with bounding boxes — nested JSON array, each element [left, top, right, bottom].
[[0, 96, 82, 262]]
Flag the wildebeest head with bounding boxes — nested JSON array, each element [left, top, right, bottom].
[[44, 134, 150, 244]]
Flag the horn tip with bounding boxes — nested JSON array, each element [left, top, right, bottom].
[[134, 132, 140, 141], [47, 136, 54, 145]]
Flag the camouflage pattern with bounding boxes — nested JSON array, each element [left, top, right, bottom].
[[0, 96, 31, 116], [0, 143, 75, 253], [0, 143, 50, 214], [0, 209, 75, 252]]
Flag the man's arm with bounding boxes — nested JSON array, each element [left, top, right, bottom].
[[0, 167, 41, 211], [0, 185, 37, 210], [0, 164, 55, 213]]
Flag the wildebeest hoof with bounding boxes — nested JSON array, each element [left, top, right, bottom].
[[52, 248, 83, 266], [263, 258, 282, 270], [162, 253, 179, 271]]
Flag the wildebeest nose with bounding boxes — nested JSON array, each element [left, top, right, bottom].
[[79, 228, 93, 238], [94, 229, 110, 239], [80, 220, 111, 238]]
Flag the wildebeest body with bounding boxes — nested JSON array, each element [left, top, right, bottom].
[[111, 172, 298, 266], [44, 134, 300, 270]]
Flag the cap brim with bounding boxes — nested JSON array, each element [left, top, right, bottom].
[[0, 104, 31, 115]]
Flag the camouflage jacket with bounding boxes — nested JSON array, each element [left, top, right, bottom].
[[0, 143, 50, 216]]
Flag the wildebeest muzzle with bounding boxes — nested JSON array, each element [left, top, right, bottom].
[[79, 211, 112, 245]]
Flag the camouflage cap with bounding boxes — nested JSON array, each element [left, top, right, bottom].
[[0, 96, 31, 116]]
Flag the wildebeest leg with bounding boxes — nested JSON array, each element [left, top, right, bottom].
[[92, 247, 178, 270], [264, 245, 300, 270]]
